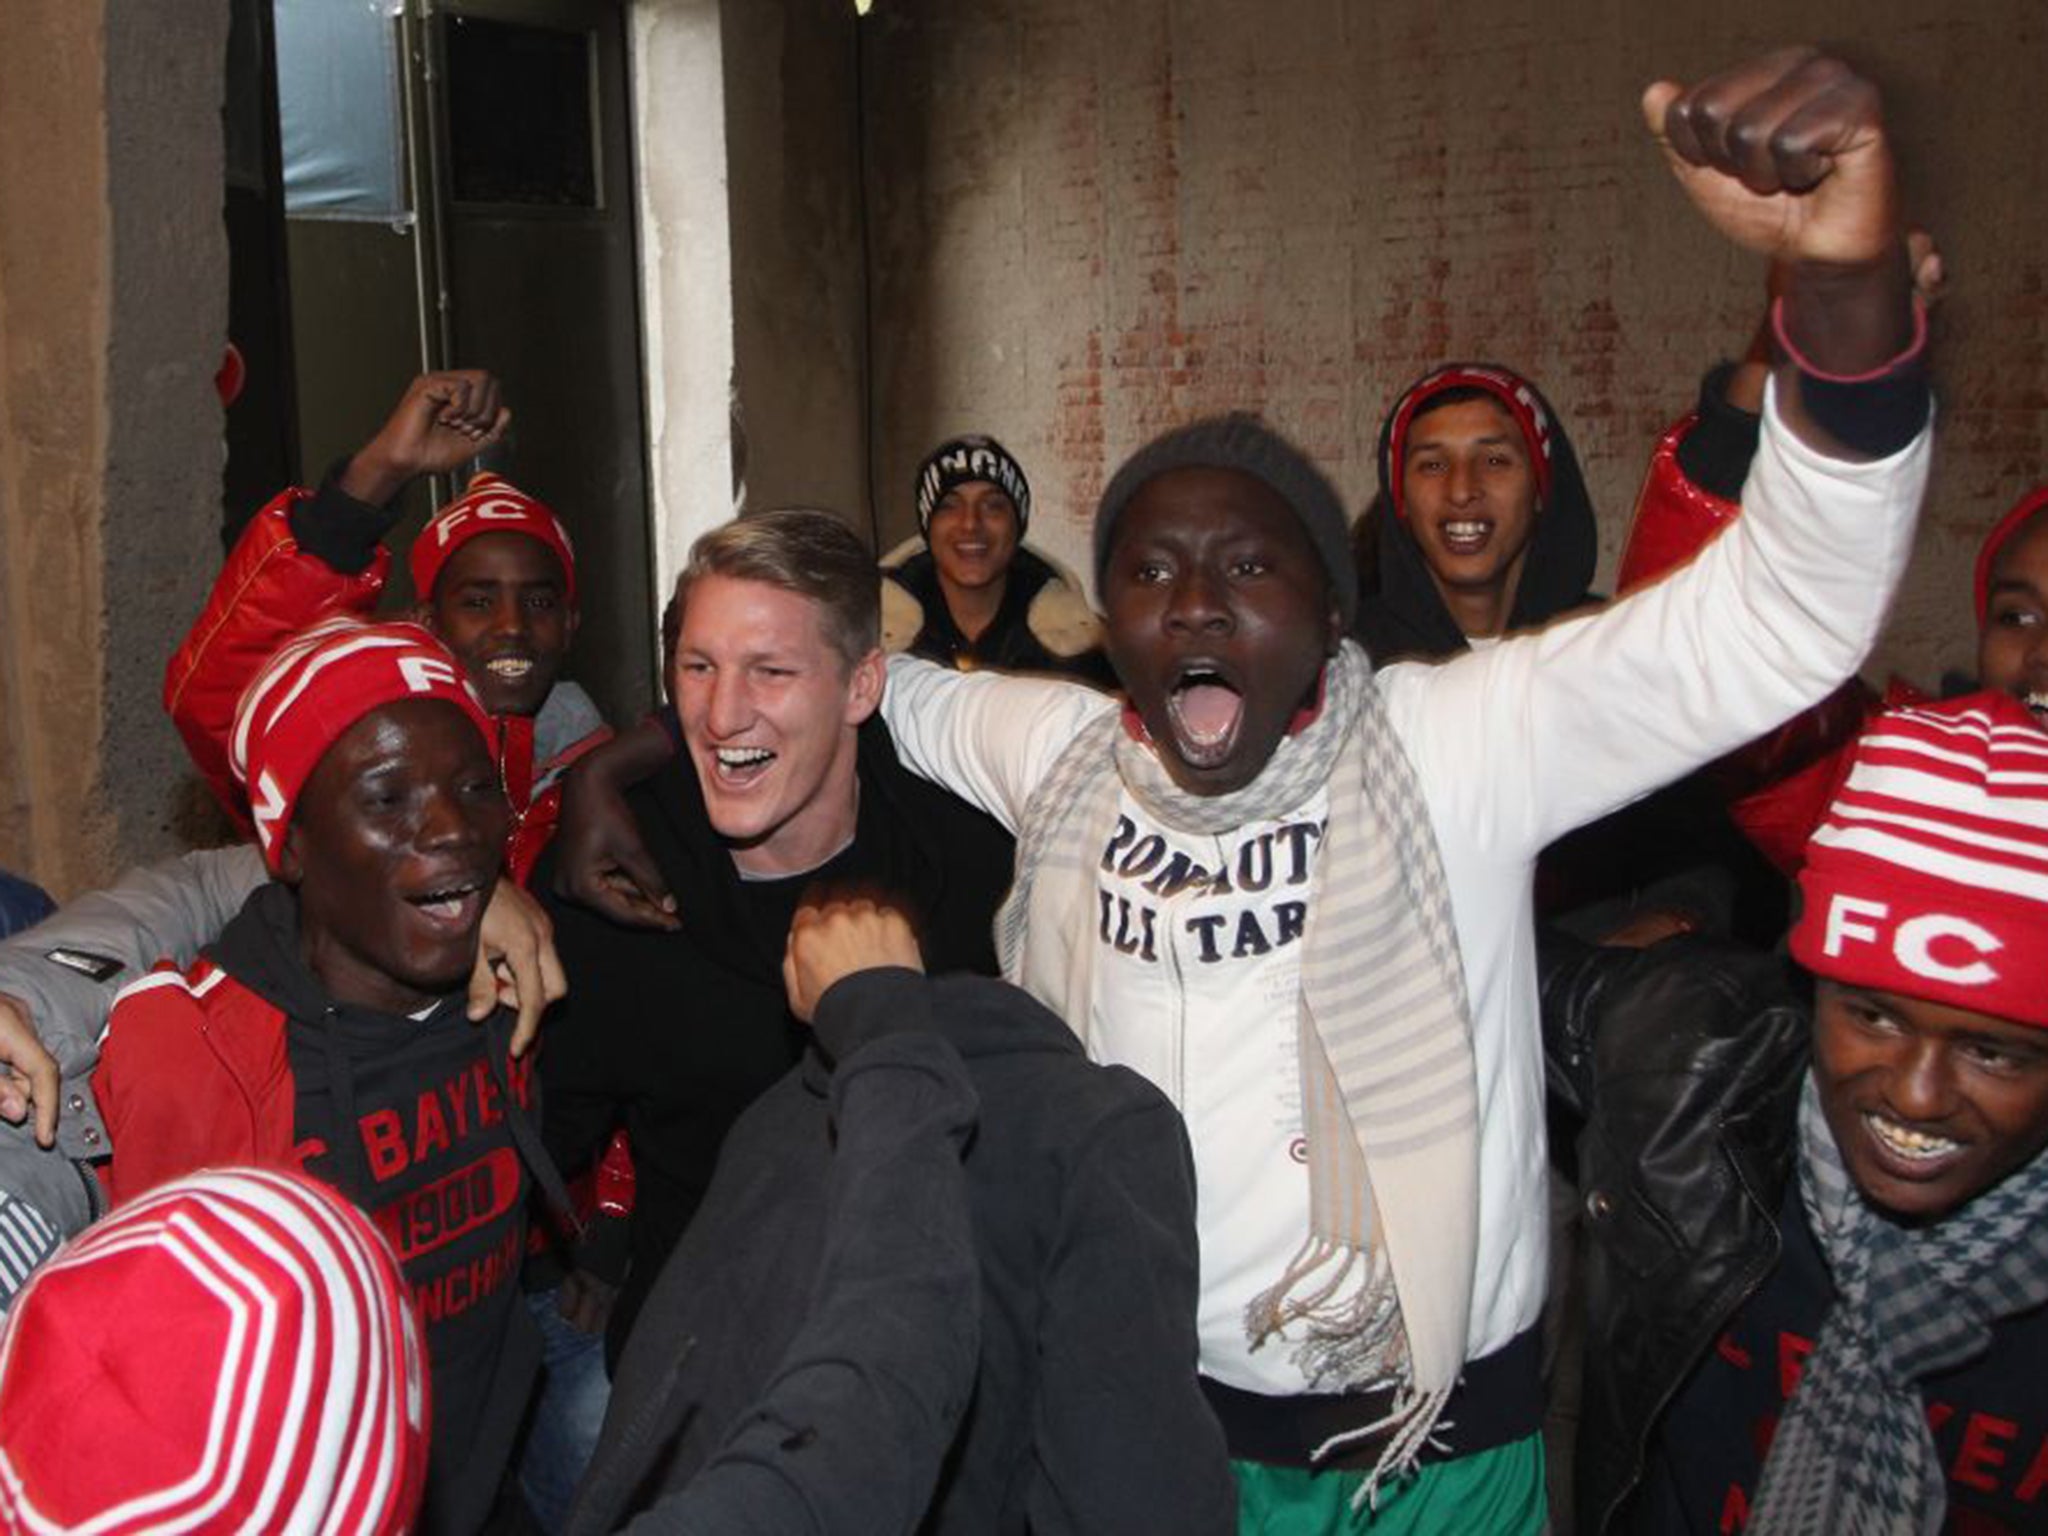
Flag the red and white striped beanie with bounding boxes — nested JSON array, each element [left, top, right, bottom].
[[0, 1167, 428, 1534], [408, 471, 578, 605], [229, 618, 496, 873], [1791, 693, 2048, 1027], [1382, 363, 1556, 520]]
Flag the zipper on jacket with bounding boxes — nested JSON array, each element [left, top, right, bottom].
[[1596, 1114, 1785, 1534]]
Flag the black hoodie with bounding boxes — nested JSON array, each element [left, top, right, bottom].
[[210, 883, 545, 1536], [1354, 365, 1785, 944], [1354, 363, 1599, 664], [568, 968, 1235, 1536], [536, 715, 1019, 1360]]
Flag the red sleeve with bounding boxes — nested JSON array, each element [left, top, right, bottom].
[[1621, 416, 1888, 876], [95, 966, 270, 1205], [1616, 415, 1744, 594], [163, 489, 391, 823]]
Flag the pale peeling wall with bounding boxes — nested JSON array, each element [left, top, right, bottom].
[[0, 1, 117, 896], [0, 0, 227, 895], [861, 0, 2047, 688]]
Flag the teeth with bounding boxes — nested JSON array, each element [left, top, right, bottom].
[[412, 880, 481, 914], [2026, 692, 2048, 714], [1443, 520, 1488, 540], [1865, 1113, 1961, 1160], [486, 658, 533, 679], [716, 747, 774, 768]]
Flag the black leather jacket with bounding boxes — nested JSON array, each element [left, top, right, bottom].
[[1540, 934, 1811, 1533]]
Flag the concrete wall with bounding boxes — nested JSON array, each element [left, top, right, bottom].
[[860, 0, 2048, 686], [0, 1, 227, 895], [634, 0, 737, 607], [724, 0, 869, 532], [634, 0, 870, 617]]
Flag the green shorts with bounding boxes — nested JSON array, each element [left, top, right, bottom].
[[1231, 1433, 1546, 1535]]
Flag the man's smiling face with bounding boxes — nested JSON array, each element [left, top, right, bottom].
[[1102, 466, 1339, 796], [1812, 979, 2048, 1223], [283, 697, 509, 1015], [927, 479, 1022, 596], [673, 573, 882, 876], [1399, 394, 1540, 617], [424, 532, 576, 718]]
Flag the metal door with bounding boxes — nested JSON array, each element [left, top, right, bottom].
[[422, 0, 656, 725]]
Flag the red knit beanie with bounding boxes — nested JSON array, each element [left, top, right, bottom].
[[409, 471, 578, 605], [229, 618, 496, 872], [1791, 693, 2048, 1027], [0, 1168, 428, 1533], [1383, 364, 1555, 520]]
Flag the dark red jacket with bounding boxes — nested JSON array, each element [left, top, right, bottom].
[[162, 486, 610, 884], [94, 883, 545, 1534], [159, 481, 630, 1220]]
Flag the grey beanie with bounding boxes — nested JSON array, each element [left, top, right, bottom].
[[1092, 413, 1358, 624]]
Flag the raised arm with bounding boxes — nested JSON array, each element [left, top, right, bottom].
[[1643, 48, 1917, 458], [1395, 49, 1930, 855], [164, 371, 508, 817], [879, 655, 1115, 831]]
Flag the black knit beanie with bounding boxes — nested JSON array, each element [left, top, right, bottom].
[[915, 435, 1032, 538], [1093, 413, 1357, 625]]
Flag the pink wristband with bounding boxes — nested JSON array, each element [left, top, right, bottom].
[[1771, 293, 1928, 385]]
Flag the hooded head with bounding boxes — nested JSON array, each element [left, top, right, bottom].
[[1359, 363, 1596, 663], [0, 1168, 429, 1533]]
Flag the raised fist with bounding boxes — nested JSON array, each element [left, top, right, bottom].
[[338, 370, 512, 507], [782, 895, 924, 1025], [1643, 48, 1898, 271]]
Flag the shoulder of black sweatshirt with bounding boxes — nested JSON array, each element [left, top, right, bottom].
[[584, 966, 1234, 1536], [533, 714, 1016, 1351], [209, 882, 540, 1536]]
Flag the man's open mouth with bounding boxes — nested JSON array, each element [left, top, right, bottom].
[[2025, 690, 2048, 724], [1165, 665, 1245, 768], [713, 745, 776, 785], [485, 656, 535, 683], [1437, 518, 1493, 556], [406, 878, 486, 926]]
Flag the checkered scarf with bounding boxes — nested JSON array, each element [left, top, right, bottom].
[[1749, 1074, 2048, 1533], [997, 640, 1480, 1494]]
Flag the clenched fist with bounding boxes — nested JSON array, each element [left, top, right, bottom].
[[782, 896, 923, 1025]]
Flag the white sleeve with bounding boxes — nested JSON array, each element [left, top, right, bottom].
[[880, 656, 1119, 832], [1386, 380, 1930, 857]]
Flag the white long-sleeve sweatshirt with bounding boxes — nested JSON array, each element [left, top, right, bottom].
[[880, 388, 1929, 1394]]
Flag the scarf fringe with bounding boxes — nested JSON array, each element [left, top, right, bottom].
[[1244, 1232, 1408, 1393], [1308, 1379, 1457, 1513]]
